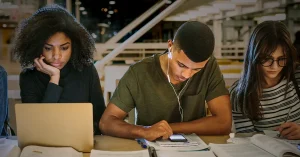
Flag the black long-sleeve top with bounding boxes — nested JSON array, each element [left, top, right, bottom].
[[19, 63, 106, 135]]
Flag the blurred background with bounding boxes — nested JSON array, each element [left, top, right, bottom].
[[1, 0, 300, 125]]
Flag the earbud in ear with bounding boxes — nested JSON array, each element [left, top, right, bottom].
[[168, 50, 172, 59]]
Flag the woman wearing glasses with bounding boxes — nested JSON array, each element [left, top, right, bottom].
[[229, 21, 300, 139]]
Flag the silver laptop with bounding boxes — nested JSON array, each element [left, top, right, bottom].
[[15, 103, 94, 152]]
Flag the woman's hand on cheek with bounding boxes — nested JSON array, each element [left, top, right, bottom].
[[34, 55, 60, 76]]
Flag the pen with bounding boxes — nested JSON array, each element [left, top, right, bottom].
[[147, 146, 152, 157], [136, 139, 147, 149], [151, 146, 157, 157], [148, 146, 157, 157], [284, 106, 293, 123], [277, 106, 293, 137]]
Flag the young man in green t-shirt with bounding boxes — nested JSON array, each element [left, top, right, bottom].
[[100, 21, 232, 141]]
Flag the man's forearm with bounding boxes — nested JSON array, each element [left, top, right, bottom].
[[170, 115, 231, 135], [100, 116, 146, 139]]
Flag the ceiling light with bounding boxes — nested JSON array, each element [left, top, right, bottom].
[[75, 1, 81, 5], [108, 10, 114, 14], [109, 1, 115, 5], [82, 11, 87, 15], [107, 14, 111, 18], [79, 7, 85, 11]]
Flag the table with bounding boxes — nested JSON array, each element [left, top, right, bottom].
[[83, 135, 230, 157], [2, 135, 230, 157]]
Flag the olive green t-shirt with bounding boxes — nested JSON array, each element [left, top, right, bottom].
[[110, 53, 228, 126]]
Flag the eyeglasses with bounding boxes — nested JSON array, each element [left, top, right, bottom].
[[260, 58, 287, 67]]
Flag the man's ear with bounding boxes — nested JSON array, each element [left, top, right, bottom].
[[167, 39, 173, 49]]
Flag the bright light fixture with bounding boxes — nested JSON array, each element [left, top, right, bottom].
[[109, 1, 115, 5], [79, 7, 85, 11]]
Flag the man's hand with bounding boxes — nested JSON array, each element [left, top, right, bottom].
[[276, 122, 300, 140], [34, 56, 60, 84], [143, 120, 173, 141]]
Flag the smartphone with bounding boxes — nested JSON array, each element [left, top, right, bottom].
[[169, 134, 188, 142]]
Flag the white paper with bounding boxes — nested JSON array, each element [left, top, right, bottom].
[[90, 149, 215, 157], [0, 144, 21, 157], [263, 130, 300, 147], [157, 150, 216, 157], [226, 137, 251, 144], [156, 137, 198, 147], [263, 130, 279, 138], [19, 146, 82, 157], [209, 143, 275, 157], [4, 139, 18, 147], [0, 138, 5, 144], [0, 138, 18, 146], [90, 149, 149, 157], [145, 133, 209, 151], [251, 134, 300, 157]]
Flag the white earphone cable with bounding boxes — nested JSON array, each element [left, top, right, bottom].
[[166, 52, 190, 122]]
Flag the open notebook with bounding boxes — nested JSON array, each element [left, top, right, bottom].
[[209, 134, 300, 157]]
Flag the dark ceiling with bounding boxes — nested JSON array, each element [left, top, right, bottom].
[[68, 0, 175, 42], [79, 0, 159, 24]]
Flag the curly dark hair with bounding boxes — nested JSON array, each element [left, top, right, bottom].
[[12, 4, 95, 71]]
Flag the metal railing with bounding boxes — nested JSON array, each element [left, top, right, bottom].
[[95, 43, 246, 62]]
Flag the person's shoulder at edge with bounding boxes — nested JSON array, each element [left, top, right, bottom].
[[0, 65, 6, 73]]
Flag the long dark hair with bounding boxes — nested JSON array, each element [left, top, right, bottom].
[[12, 4, 95, 71], [234, 21, 297, 121]]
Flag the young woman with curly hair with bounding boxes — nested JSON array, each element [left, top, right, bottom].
[[12, 4, 106, 135]]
